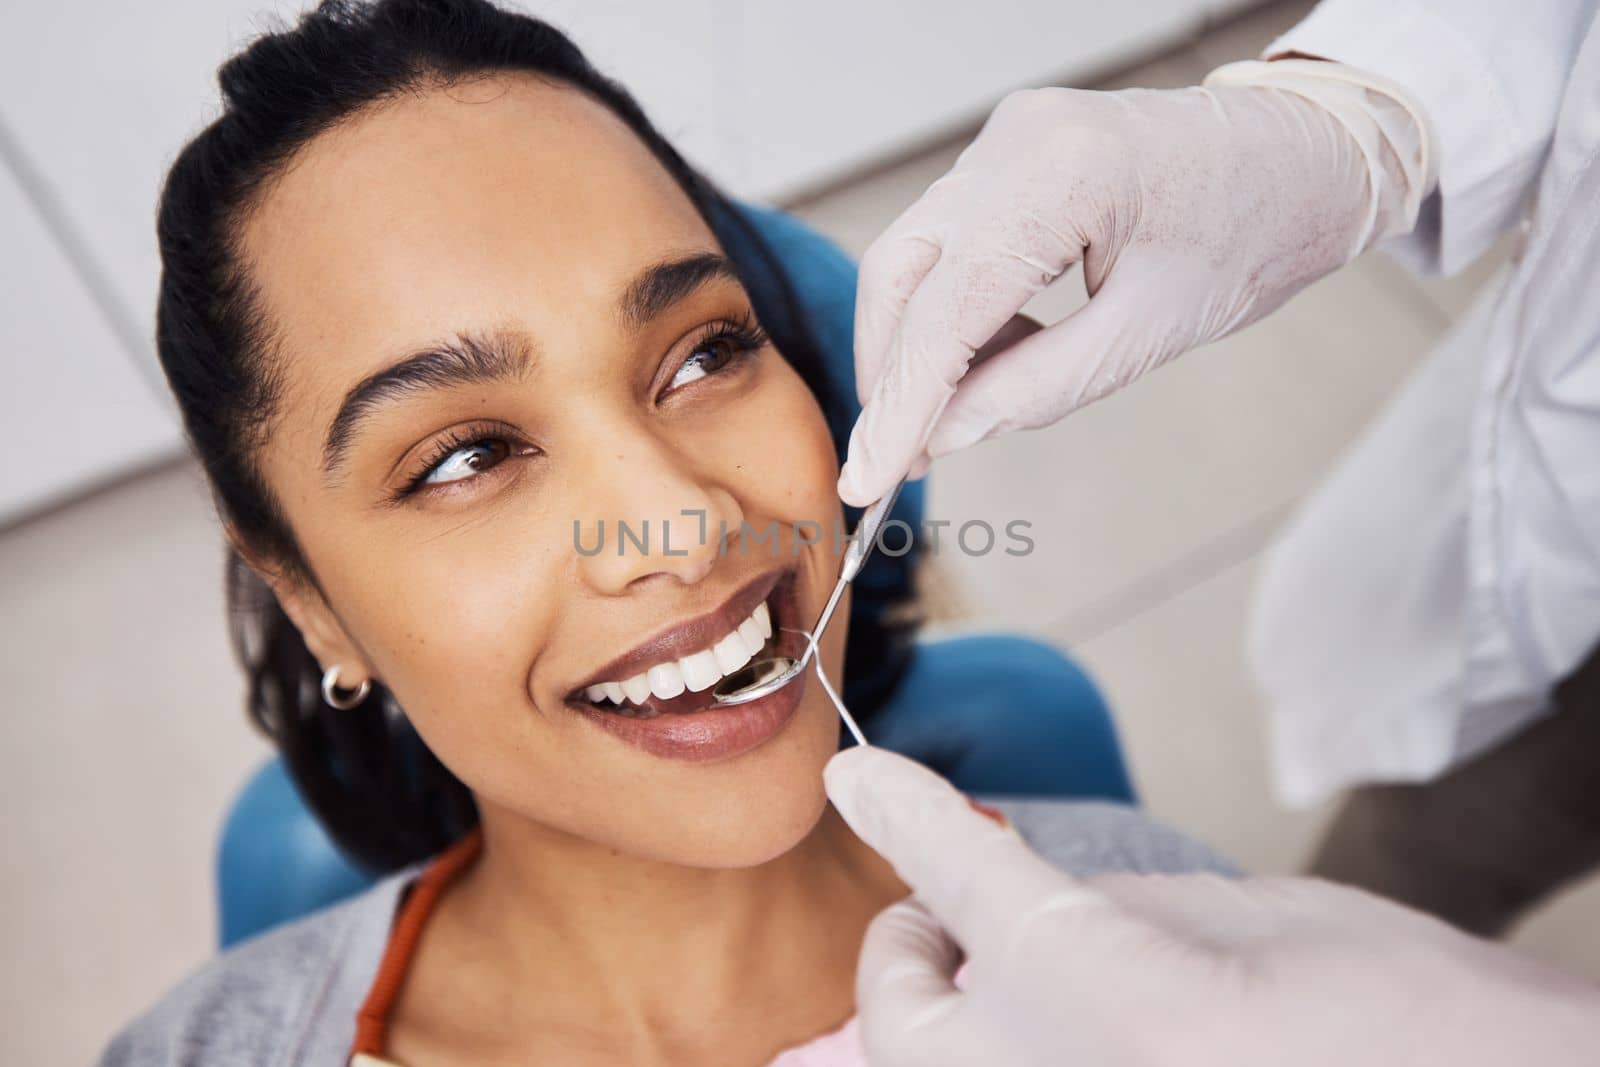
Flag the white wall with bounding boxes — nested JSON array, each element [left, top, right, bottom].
[[0, 0, 1263, 524], [0, 140, 182, 521]]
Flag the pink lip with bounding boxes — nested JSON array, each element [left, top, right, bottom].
[[570, 572, 813, 762], [566, 567, 789, 699], [578, 644, 808, 761]]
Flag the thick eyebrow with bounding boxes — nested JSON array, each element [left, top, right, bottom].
[[619, 252, 741, 331], [321, 330, 534, 477], [319, 255, 735, 477]]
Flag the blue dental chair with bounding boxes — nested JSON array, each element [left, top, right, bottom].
[[217, 205, 1135, 949]]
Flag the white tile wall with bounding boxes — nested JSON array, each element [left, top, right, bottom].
[[0, 154, 181, 523]]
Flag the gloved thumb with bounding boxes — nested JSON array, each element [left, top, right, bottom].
[[854, 899, 984, 1067], [825, 747, 1089, 952]]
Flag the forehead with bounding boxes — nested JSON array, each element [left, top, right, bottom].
[[238, 73, 715, 391]]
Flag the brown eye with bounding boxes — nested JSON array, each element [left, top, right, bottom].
[[661, 316, 769, 400], [667, 340, 738, 391], [421, 439, 511, 486]]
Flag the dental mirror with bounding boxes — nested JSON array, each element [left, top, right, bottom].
[[711, 480, 905, 740], [711, 651, 802, 707]]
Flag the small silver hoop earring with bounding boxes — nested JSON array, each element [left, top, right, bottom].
[[321, 665, 372, 710]]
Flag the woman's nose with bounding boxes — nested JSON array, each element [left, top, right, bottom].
[[573, 435, 743, 595]]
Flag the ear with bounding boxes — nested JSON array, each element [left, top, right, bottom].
[[232, 533, 374, 690]]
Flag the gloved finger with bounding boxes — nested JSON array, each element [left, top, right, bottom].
[[924, 268, 1157, 457], [838, 329, 961, 507], [853, 228, 942, 409], [852, 172, 977, 408], [862, 316, 1029, 490], [854, 899, 978, 1067], [838, 243, 1035, 506], [825, 747, 1101, 951]]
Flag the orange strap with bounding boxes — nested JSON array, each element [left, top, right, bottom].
[[350, 828, 484, 1059]]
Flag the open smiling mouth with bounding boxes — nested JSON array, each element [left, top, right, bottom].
[[564, 567, 808, 720]]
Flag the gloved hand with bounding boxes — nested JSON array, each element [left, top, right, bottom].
[[838, 65, 1430, 506], [824, 746, 1600, 1067]]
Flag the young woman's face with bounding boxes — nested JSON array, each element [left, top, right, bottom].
[[240, 75, 848, 867]]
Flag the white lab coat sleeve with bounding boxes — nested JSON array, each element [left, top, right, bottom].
[[1267, 0, 1599, 275]]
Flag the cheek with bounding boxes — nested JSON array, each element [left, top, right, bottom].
[[315, 511, 573, 783], [714, 359, 843, 539]]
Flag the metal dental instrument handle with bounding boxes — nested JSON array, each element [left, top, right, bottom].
[[710, 479, 906, 722]]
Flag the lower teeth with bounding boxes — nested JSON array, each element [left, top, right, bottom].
[[605, 702, 659, 719]]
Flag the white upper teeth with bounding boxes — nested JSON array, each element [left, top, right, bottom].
[[711, 631, 748, 674], [646, 662, 686, 700], [620, 674, 652, 705], [584, 601, 771, 707], [679, 650, 721, 692]]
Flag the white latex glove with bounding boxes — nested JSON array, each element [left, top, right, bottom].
[[838, 62, 1433, 506], [825, 746, 1600, 1067]]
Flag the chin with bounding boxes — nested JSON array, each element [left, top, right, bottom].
[[683, 778, 833, 869], [609, 692, 842, 869]]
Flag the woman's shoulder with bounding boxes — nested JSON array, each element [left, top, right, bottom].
[[991, 798, 1240, 878], [97, 873, 410, 1067]]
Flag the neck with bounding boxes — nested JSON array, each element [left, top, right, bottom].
[[440, 800, 906, 1038]]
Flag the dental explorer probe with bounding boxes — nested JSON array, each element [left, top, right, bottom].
[[709, 479, 906, 745]]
